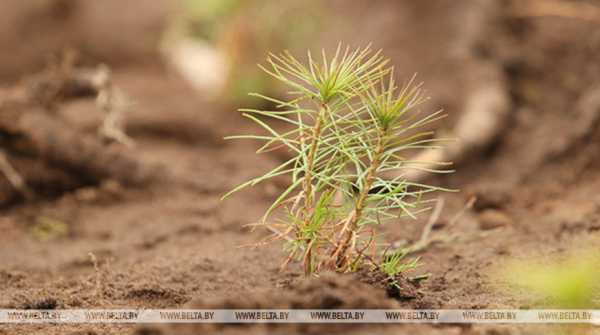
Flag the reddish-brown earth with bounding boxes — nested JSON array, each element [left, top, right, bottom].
[[1, 1, 600, 334]]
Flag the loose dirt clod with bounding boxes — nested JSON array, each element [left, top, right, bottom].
[[135, 273, 400, 335], [0, 63, 164, 207], [355, 268, 421, 300]]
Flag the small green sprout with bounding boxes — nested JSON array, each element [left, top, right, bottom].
[[381, 250, 420, 278], [30, 216, 69, 241], [380, 249, 421, 290], [223, 44, 452, 275]]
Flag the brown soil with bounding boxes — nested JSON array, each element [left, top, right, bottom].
[[1, 1, 600, 335]]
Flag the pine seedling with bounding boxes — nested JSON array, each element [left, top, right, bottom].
[[223, 44, 453, 276]]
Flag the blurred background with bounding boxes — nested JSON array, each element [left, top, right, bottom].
[[2, 0, 599, 179], [1, 1, 600, 332]]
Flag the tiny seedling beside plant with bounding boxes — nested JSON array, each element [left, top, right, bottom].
[[380, 249, 421, 289], [223, 44, 452, 278]]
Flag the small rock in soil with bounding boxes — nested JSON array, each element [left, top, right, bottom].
[[468, 185, 510, 211], [478, 209, 513, 230]]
